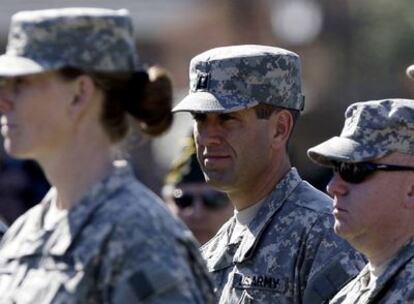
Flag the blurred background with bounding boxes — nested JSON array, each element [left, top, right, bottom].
[[0, 0, 413, 224]]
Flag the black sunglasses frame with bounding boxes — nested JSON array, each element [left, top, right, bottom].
[[332, 161, 414, 184], [172, 189, 229, 210]]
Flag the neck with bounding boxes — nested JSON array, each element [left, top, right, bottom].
[[230, 153, 291, 210], [354, 230, 414, 269], [37, 136, 113, 210]]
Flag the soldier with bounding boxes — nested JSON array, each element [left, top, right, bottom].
[[172, 44, 365, 303], [308, 98, 414, 303], [163, 134, 233, 245], [0, 7, 214, 303]]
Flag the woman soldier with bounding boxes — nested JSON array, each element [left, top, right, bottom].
[[0, 7, 214, 303]]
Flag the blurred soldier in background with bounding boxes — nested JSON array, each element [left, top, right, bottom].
[[308, 98, 414, 303], [173, 44, 365, 303], [163, 134, 233, 245]]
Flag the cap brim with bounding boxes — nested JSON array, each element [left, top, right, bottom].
[[307, 136, 388, 167], [172, 91, 257, 113], [0, 55, 46, 77], [406, 65, 414, 80]]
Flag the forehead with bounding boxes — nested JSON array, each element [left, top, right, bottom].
[[192, 107, 256, 118], [374, 152, 414, 165], [0, 71, 58, 83]]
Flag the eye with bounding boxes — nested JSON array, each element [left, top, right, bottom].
[[218, 113, 236, 122], [192, 113, 207, 122], [10, 77, 27, 94]]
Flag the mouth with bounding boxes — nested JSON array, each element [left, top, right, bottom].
[[333, 204, 348, 216], [203, 154, 231, 167]]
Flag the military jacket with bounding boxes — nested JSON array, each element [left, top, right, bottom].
[[0, 161, 214, 303], [201, 168, 365, 303], [330, 238, 414, 303]]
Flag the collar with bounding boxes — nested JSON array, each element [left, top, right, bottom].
[[202, 168, 302, 271], [233, 168, 302, 262], [363, 237, 414, 302]]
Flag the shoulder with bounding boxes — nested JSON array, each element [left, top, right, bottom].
[[291, 179, 333, 214], [96, 178, 185, 236], [265, 179, 334, 235]]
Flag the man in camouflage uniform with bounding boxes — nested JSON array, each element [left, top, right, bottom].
[[172, 45, 365, 303], [308, 98, 414, 303], [0, 8, 214, 303]]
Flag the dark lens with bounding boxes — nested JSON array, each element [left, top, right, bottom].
[[336, 162, 370, 184], [173, 189, 194, 209], [202, 192, 229, 210]]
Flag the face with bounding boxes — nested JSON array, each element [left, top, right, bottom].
[[326, 153, 413, 249], [164, 183, 233, 244], [192, 109, 275, 193], [0, 72, 74, 160]]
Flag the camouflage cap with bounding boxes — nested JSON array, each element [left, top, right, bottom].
[[0, 7, 141, 77], [307, 99, 414, 167], [172, 44, 305, 113]]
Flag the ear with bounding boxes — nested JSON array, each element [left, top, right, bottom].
[[269, 109, 293, 149], [68, 75, 97, 121]]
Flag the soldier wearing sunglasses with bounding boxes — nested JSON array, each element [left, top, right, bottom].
[[172, 45, 365, 303], [163, 136, 233, 245], [308, 98, 414, 303]]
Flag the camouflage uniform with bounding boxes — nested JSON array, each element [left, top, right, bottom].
[[200, 168, 363, 303], [307, 99, 414, 303], [0, 161, 215, 303], [329, 238, 414, 303], [0, 8, 214, 303], [173, 45, 366, 303]]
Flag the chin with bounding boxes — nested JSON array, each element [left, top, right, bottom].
[[334, 222, 353, 240], [4, 144, 33, 160]]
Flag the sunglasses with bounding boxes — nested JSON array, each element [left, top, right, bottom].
[[172, 189, 229, 210], [332, 161, 414, 184]]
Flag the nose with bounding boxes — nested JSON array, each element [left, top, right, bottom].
[[326, 172, 349, 198], [194, 116, 223, 147]]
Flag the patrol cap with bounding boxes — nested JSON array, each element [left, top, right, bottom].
[[0, 7, 140, 77], [307, 99, 414, 167], [172, 44, 305, 113]]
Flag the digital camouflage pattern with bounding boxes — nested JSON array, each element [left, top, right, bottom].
[[308, 99, 414, 166], [172, 45, 305, 113], [330, 238, 414, 303], [201, 168, 366, 303], [0, 7, 140, 77], [0, 161, 215, 303]]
